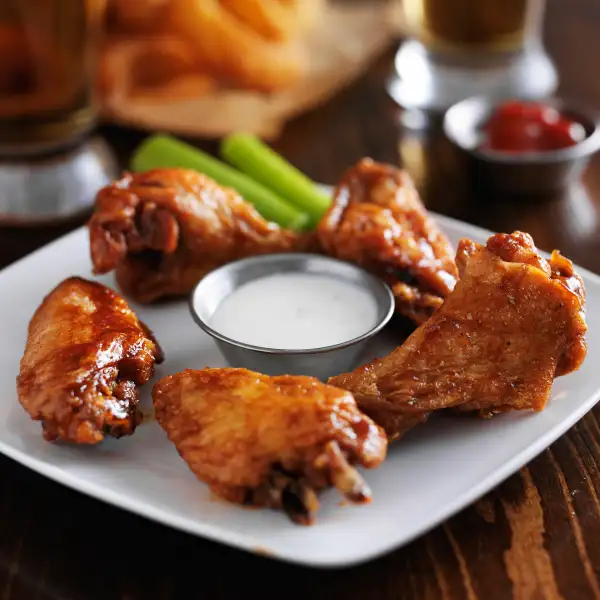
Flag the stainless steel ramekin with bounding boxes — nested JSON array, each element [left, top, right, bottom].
[[189, 253, 394, 381], [443, 95, 600, 195]]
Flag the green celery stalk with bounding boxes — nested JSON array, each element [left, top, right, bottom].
[[220, 133, 331, 229], [130, 134, 309, 231]]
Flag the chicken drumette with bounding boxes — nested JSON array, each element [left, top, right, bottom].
[[329, 232, 587, 441], [318, 158, 459, 324], [88, 168, 307, 304], [17, 277, 163, 444], [153, 368, 387, 525]]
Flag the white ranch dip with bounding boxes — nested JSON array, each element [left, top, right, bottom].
[[208, 273, 379, 350]]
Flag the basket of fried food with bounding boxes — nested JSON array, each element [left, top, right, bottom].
[[99, 0, 401, 139]]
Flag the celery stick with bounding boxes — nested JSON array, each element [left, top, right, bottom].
[[220, 133, 331, 228], [131, 134, 309, 231]]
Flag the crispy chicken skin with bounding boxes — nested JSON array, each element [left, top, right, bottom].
[[329, 232, 587, 441], [153, 368, 387, 525], [17, 277, 164, 444], [318, 158, 459, 324], [88, 169, 305, 304]]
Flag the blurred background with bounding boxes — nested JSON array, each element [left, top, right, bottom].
[[0, 0, 598, 262], [0, 0, 400, 150]]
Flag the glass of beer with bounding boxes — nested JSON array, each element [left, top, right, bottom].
[[0, 0, 116, 224], [388, 0, 558, 113]]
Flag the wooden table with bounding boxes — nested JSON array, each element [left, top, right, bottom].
[[2, 1, 600, 598]]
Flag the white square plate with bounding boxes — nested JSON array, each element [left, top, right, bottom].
[[1, 213, 599, 568]]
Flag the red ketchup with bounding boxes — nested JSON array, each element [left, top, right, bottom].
[[479, 101, 586, 154]]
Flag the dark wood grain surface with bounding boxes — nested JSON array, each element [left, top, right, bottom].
[[3, 1, 600, 598]]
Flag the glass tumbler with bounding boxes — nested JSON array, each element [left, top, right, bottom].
[[0, 0, 117, 224], [388, 0, 558, 113]]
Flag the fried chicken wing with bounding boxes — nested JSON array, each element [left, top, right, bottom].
[[329, 232, 587, 441], [17, 277, 163, 444], [153, 368, 387, 525], [318, 158, 459, 324], [88, 169, 306, 303]]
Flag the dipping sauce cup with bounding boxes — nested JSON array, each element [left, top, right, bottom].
[[189, 254, 395, 381], [443, 95, 600, 194]]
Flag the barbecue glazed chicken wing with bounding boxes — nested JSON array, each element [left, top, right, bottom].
[[17, 277, 163, 444], [153, 368, 387, 525], [330, 232, 587, 441], [89, 169, 304, 303], [318, 158, 459, 324]]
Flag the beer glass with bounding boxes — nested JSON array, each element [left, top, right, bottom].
[[388, 0, 558, 112], [0, 0, 116, 224]]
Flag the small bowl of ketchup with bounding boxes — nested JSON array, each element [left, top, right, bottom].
[[443, 96, 600, 195]]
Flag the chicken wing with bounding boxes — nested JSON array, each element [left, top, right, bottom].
[[318, 158, 459, 324], [329, 231, 587, 441], [88, 168, 307, 304], [153, 368, 387, 525], [17, 277, 164, 444]]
